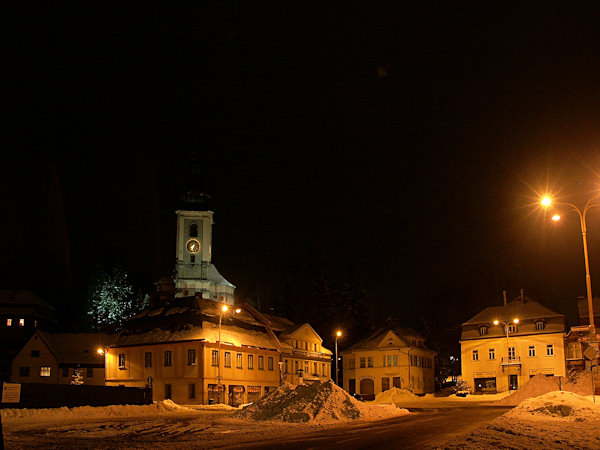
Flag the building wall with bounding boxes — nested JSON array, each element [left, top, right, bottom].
[[461, 331, 566, 393], [11, 334, 59, 383], [106, 341, 279, 405], [342, 348, 435, 396], [279, 327, 332, 384]]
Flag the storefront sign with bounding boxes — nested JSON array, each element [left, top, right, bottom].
[[473, 372, 496, 378], [529, 368, 554, 376]]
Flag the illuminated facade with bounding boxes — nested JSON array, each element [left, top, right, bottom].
[[460, 295, 566, 393], [341, 328, 436, 399]]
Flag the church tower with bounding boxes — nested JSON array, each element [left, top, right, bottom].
[[173, 190, 235, 304]]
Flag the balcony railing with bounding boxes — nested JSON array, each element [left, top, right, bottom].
[[501, 356, 521, 365], [291, 349, 331, 360]]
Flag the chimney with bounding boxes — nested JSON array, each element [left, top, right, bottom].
[[503, 290, 507, 306], [520, 288, 524, 304]]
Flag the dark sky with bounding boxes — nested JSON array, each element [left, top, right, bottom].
[[4, 3, 600, 331]]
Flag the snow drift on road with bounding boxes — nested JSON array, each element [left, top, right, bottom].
[[1, 399, 195, 421], [372, 387, 418, 404], [234, 380, 408, 423], [505, 390, 600, 420], [500, 373, 594, 406]]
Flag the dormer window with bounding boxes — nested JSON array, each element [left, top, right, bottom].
[[479, 326, 488, 336], [508, 324, 518, 334], [19, 319, 25, 326], [535, 321, 545, 331], [6, 318, 12, 326]]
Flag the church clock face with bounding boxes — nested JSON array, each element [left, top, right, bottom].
[[186, 239, 201, 254]]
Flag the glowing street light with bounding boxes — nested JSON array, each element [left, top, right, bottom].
[[97, 348, 105, 355], [335, 330, 342, 386], [217, 304, 241, 404], [494, 318, 520, 369], [541, 193, 600, 339]]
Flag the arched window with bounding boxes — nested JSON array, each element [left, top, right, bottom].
[[189, 223, 198, 237]]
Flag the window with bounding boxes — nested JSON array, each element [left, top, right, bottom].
[[31, 350, 40, 357], [189, 223, 198, 237], [236, 353, 243, 369], [61, 367, 69, 377], [19, 366, 29, 377], [40, 366, 51, 377], [188, 349, 196, 366], [248, 354, 254, 369], [508, 347, 516, 360], [314, 343, 317, 351], [536, 321, 545, 331], [547, 344, 554, 356], [382, 377, 390, 391], [284, 359, 289, 373], [393, 355, 398, 366], [19, 318, 25, 326], [304, 342, 308, 350], [224, 352, 231, 367], [295, 341, 299, 349], [294, 360, 299, 373], [529, 346, 536, 357], [393, 377, 401, 388], [313, 362, 317, 374], [6, 318, 12, 326], [268, 356, 274, 371], [258, 355, 264, 370], [349, 358, 355, 369], [190, 255, 195, 263], [367, 357, 374, 368], [508, 325, 518, 334], [118, 353, 126, 369], [145, 352, 152, 367], [322, 363, 326, 375], [189, 383, 196, 399], [472, 350, 479, 361], [212, 350, 219, 366], [479, 326, 488, 336], [164, 351, 172, 366], [488, 348, 495, 360], [387, 355, 392, 367], [87, 367, 93, 377], [165, 384, 172, 400], [383, 356, 387, 367]]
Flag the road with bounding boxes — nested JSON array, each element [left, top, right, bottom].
[[237, 406, 512, 449]]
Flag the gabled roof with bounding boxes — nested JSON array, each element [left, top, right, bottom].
[[462, 298, 564, 326], [0, 290, 55, 311], [279, 323, 322, 341], [28, 331, 113, 364], [344, 327, 430, 352]]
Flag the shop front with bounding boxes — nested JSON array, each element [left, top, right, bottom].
[[208, 384, 226, 405], [229, 385, 245, 407], [247, 385, 262, 403]]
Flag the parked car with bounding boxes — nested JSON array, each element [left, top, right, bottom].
[[351, 393, 364, 402]]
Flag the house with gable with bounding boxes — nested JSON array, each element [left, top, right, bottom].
[[341, 327, 436, 399]]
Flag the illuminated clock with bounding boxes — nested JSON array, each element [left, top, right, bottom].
[[186, 239, 200, 253]]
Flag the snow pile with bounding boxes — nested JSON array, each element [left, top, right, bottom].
[[372, 387, 418, 404], [500, 374, 594, 406], [234, 380, 408, 423], [505, 390, 600, 420], [1, 400, 194, 421]]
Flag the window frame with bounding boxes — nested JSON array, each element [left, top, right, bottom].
[[164, 350, 172, 367], [212, 350, 219, 366], [187, 349, 196, 366], [472, 350, 479, 361], [118, 353, 126, 369], [248, 354, 254, 370], [145, 352, 152, 368]]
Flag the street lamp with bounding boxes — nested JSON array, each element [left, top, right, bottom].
[[542, 194, 600, 339], [335, 330, 342, 386], [493, 318, 519, 355], [217, 304, 241, 404]]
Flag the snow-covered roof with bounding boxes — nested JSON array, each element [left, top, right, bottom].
[[112, 296, 278, 350], [36, 331, 114, 364], [210, 264, 235, 288], [343, 327, 433, 353], [462, 298, 564, 326]]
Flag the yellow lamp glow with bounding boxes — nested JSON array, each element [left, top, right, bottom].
[[235, 308, 241, 313], [542, 197, 551, 206], [222, 305, 228, 312], [336, 330, 342, 337], [552, 214, 560, 221], [493, 320, 499, 325], [97, 348, 104, 355], [513, 318, 519, 324]]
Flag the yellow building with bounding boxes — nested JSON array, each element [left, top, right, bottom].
[[105, 296, 332, 405], [11, 331, 112, 385], [460, 295, 566, 393], [341, 328, 436, 399]]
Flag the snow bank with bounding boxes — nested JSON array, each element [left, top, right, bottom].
[[505, 390, 600, 420], [234, 380, 408, 423], [500, 373, 593, 406], [372, 387, 417, 404], [1, 400, 194, 421]]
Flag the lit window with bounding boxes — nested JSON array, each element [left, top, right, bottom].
[[488, 348, 495, 360], [6, 318, 12, 326], [19, 319, 25, 326], [40, 366, 51, 377], [472, 350, 479, 361], [224, 352, 231, 367], [529, 346, 536, 357], [387, 355, 392, 366], [508, 347, 516, 360], [393, 355, 398, 366], [547, 344, 554, 356]]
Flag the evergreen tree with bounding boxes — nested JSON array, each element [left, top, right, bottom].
[[86, 265, 147, 330], [70, 368, 84, 385]]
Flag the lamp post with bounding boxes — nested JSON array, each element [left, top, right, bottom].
[[542, 195, 599, 339], [217, 304, 241, 404], [335, 330, 342, 385]]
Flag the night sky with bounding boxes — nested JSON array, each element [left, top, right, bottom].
[[4, 3, 600, 336]]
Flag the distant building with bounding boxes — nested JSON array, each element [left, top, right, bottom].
[[105, 295, 332, 405], [460, 294, 566, 394], [576, 296, 600, 329], [173, 191, 235, 304], [0, 290, 57, 381], [10, 331, 113, 385], [340, 327, 436, 399]]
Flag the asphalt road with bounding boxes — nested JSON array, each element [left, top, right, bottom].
[[238, 406, 513, 449]]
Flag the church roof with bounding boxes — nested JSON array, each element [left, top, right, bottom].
[[210, 264, 235, 288]]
